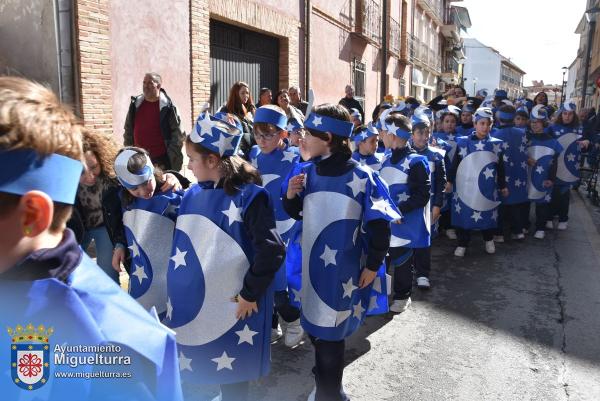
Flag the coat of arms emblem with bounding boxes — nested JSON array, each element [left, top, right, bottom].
[[8, 323, 53, 390]]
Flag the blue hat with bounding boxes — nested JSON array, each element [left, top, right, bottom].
[[481, 98, 493, 108], [353, 122, 379, 144], [524, 99, 534, 112], [305, 112, 354, 138], [391, 101, 410, 115], [476, 89, 489, 98], [190, 111, 243, 156], [462, 102, 476, 113], [376, 108, 393, 130], [411, 112, 431, 129], [415, 105, 433, 121], [560, 101, 577, 113], [497, 109, 516, 121], [114, 149, 155, 189], [286, 117, 304, 133], [0, 149, 83, 205], [530, 104, 548, 121], [473, 107, 494, 122], [350, 108, 362, 120], [213, 111, 244, 133], [494, 89, 508, 99], [516, 105, 530, 117], [441, 105, 461, 117], [254, 106, 288, 130]]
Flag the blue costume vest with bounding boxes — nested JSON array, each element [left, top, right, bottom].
[[122, 190, 182, 318], [351, 151, 386, 172], [551, 123, 583, 188], [451, 135, 503, 230], [0, 257, 182, 401], [527, 132, 563, 204], [492, 127, 528, 204], [165, 183, 273, 384], [284, 160, 401, 341], [380, 152, 431, 248]]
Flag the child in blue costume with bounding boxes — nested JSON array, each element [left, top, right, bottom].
[[249, 104, 304, 347], [447, 107, 508, 257], [514, 106, 530, 129], [492, 105, 529, 241], [525, 106, 563, 239], [380, 111, 431, 310], [548, 101, 589, 230], [283, 104, 400, 401], [166, 111, 285, 401], [286, 116, 306, 148], [110, 147, 183, 319], [0, 77, 182, 401], [411, 113, 447, 290], [432, 105, 462, 240], [351, 122, 386, 172], [456, 101, 475, 137]]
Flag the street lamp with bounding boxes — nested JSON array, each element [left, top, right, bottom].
[[561, 66, 568, 104]]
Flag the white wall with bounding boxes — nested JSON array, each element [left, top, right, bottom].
[[462, 38, 501, 96], [566, 59, 579, 102]]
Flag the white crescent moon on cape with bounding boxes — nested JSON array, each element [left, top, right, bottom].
[[390, 235, 411, 247], [302, 191, 361, 327], [527, 145, 555, 200], [172, 214, 248, 346], [456, 150, 500, 212], [276, 218, 296, 236], [261, 174, 280, 188], [380, 167, 408, 185], [123, 209, 174, 314], [556, 133, 580, 183]]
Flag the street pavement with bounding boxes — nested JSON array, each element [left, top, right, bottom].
[[186, 191, 600, 401]]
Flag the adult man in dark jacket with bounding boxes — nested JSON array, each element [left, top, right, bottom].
[[288, 85, 309, 115], [123, 73, 185, 171], [339, 84, 365, 123]]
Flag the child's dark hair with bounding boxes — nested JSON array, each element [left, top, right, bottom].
[[498, 104, 516, 125], [117, 147, 165, 206], [385, 112, 412, 134], [185, 137, 262, 195], [555, 109, 580, 126], [439, 111, 459, 123], [307, 103, 352, 157], [515, 109, 529, 120]]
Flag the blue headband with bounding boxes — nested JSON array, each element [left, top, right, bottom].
[[0, 150, 83, 205], [353, 122, 378, 144], [254, 107, 288, 131], [498, 111, 516, 121], [114, 149, 155, 189], [305, 112, 354, 138], [286, 118, 304, 132]]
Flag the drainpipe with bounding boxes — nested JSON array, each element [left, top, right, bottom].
[[380, 0, 388, 102], [305, 0, 311, 96], [581, 16, 596, 107], [53, 0, 64, 102]]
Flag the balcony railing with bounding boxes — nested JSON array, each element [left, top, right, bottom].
[[355, 0, 381, 44], [417, 0, 444, 25], [408, 33, 441, 74], [389, 17, 401, 55]]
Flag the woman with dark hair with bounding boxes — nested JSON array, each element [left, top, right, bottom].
[[533, 91, 555, 116], [258, 87, 272, 107], [220, 81, 257, 156], [273, 88, 303, 121]]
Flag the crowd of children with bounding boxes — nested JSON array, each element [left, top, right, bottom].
[[2, 77, 599, 401]]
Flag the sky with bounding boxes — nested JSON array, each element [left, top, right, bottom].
[[459, 0, 587, 86]]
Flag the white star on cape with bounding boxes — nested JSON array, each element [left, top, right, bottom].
[[502, 142, 510, 150], [235, 324, 258, 345], [179, 351, 192, 371], [291, 288, 302, 302], [320, 245, 338, 267], [519, 144, 526, 153], [475, 142, 485, 151], [397, 192, 410, 202], [166, 298, 173, 320], [492, 210, 498, 221], [483, 168, 494, 179], [222, 201, 243, 226], [281, 151, 297, 163], [521, 161, 528, 169], [493, 143, 502, 154], [566, 153, 576, 162], [447, 134, 455, 142], [368, 295, 379, 312], [346, 173, 367, 197], [171, 248, 187, 270], [536, 165, 544, 174], [372, 277, 382, 293], [401, 158, 411, 170], [545, 194, 552, 202], [342, 277, 358, 299], [211, 351, 235, 371], [128, 242, 140, 259], [459, 147, 468, 157], [505, 176, 510, 183], [471, 211, 482, 222], [312, 116, 323, 127], [514, 178, 523, 187], [352, 301, 365, 319], [132, 264, 147, 284], [455, 203, 462, 213]]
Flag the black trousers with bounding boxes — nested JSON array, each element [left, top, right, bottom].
[[220, 381, 249, 401], [456, 228, 495, 247], [391, 247, 414, 300], [550, 186, 570, 222], [535, 202, 552, 231], [521, 202, 531, 232], [439, 210, 452, 230], [273, 290, 301, 324], [497, 203, 527, 235], [309, 336, 349, 401], [412, 247, 431, 279]]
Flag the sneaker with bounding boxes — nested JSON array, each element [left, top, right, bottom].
[[271, 325, 283, 342], [446, 229, 457, 240], [284, 319, 305, 347], [416, 276, 431, 290], [389, 298, 411, 313], [522, 228, 529, 234], [557, 222, 568, 230], [511, 233, 525, 240], [493, 235, 504, 243], [485, 240, 496, 254], [534, 230, 545, 239], [545, 220, 554, 230], [454, 246, 466, 257], [307, 387, 316, 401]]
